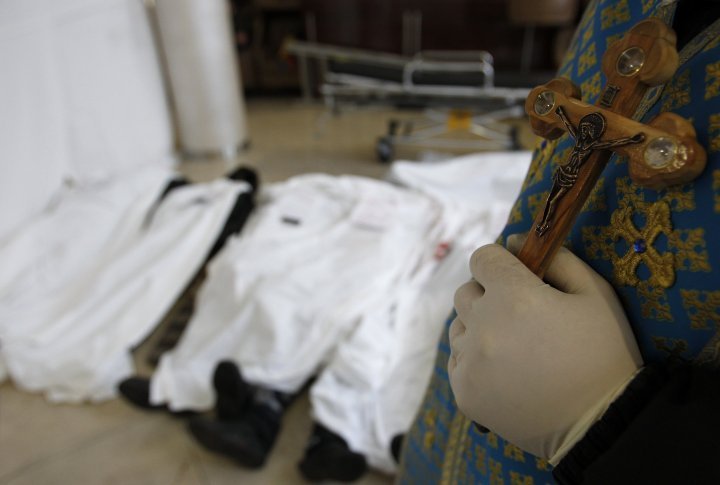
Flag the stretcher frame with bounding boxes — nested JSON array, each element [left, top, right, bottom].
[[287, 40, 530, 161]]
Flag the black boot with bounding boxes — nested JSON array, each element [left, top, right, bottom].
[[188, 388, 288, 468], [118, 377, 164, 411], [391, 434, 404, 463], [213, 360, 253, 421], [118, 376, 198, 417], [298, 423, 368, 482]]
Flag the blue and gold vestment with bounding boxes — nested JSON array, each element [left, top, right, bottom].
[[397, 1, 720, 483]]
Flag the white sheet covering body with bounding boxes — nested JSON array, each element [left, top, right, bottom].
[[311, 151, 532, 472], [0, 166, 249, 402], [151, 174, 446, 408], [151, 153, 530, 473]]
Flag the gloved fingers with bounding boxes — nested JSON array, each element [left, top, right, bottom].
[[506, 232, 527, 255], [544, 246, 607, 295], [454, 280, 485, 320], [448, 317, 466, 366], [506, 233, 606, 295], [469, 244, 543, 291], [448, 316, 466, 342]]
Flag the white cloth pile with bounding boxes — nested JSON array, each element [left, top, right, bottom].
[[150, 151, 531, 472], [0, 0, 251, 401], [0, 168, 248, 402]]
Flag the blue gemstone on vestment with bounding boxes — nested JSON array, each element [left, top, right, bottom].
[[633, 239, 647, 253]]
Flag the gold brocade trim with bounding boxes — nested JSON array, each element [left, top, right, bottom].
[[440, 414, 472, 485], [609, 202, 675, 288]]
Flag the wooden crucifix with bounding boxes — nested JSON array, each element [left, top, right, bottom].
[[516, 18, 707, 279]]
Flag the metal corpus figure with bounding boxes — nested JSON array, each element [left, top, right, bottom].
[[535, 106, 645, 236]]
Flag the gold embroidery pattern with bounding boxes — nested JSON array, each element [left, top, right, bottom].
[[609, 202, 675, 288], [508, 198, 523, 225], [578, 42, 597, 76], [615, 176, 646, 208], [705, 61, 720, 100], [489, 458, 504, 485], [605, 32, 624, 49], [510, 472, 534, 485], [535, 457, 550, 471], [671, 228, 712, 272], [660, 183, 696, 212], [558, 63, 575, 80], [710, 114, 720, 152], [521, 138, 561, 191], [637, 280, 673, 321], [440, 413, 472, 485], [486, 432, 499, 449], [423, 408, 437, 449], [582, 225, 616, 261], [502, 441, 526, 462], [641, 0, 655, 13], [680, 290, 720, 329], [582, 23, 594, 49], [581, 71, 602, 103], [601, 0, 630, 30], [653, 336, 689, 356], [527, 191, 550, 220], [583, 177, 608, 212], [714, 170, 720, 212], [475, 445, 488, 476], [662, 69, 691, 111]]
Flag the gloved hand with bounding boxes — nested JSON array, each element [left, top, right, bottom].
[[448, 234, 643, 463]]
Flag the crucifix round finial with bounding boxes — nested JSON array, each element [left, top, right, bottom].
[[644, 137, 679, 169], [616, 46, 646, 76], [534, 91, 556, 115]]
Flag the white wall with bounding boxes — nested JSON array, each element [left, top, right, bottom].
[[0, 0, 173, 240]]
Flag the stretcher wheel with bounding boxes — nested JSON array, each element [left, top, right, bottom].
[[376, 136, 394, 163]]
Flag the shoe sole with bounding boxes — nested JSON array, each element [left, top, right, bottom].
[[188, 420, 265, 469], [299, 450, 367, 482]]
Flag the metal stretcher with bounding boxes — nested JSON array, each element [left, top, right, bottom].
[[287, 40, 531, 162]]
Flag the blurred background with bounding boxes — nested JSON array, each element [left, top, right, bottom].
[[0, 0, 585, 483]]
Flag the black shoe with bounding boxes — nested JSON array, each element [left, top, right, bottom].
[[391, 434, 404, 464], [118, 376, 198, 417], [213, 360, 253, 421], [118, 377, 164, 411], [298, 424, 368, 482], [188, 401, 282, 469], [226, 166, 259, 193]]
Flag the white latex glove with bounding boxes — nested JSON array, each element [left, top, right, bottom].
[[448, 234, 643, 463]]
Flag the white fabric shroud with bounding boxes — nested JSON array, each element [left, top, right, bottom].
[[0, 166, 249, 402], [312, 151, 532, 471], [151, 152, 530, 473], [151, 174, 446, 408]]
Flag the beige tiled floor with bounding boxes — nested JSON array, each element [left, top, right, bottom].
[[0, 99, 535, 485]]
